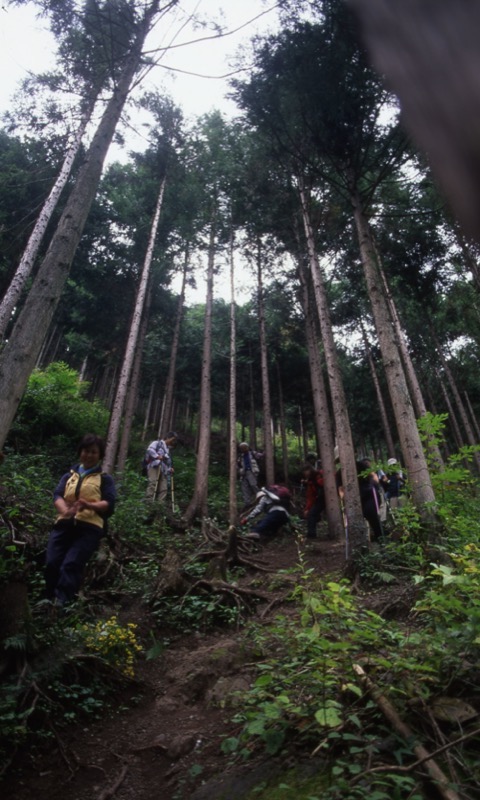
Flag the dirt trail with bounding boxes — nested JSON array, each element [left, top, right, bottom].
[[3, 536, 345, 800]]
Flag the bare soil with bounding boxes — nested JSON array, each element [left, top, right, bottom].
[[1, 534, 366, 800]]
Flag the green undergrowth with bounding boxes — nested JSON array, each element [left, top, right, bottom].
[[222, 491, 480, 799], [0, 452, 246, 773]]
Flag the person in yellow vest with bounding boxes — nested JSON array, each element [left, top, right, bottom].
[[45, 434, 116, 607]]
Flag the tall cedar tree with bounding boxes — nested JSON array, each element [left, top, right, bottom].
[[0, 0, 178, 450]]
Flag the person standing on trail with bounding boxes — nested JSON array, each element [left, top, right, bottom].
[[238, 442, 261, 507], [45, 434, 116, 607], [240, 485, 291, 539], [386, 457, 405, 509], [337, 457, 384, 542], [301, 464, 325, 540], [357, 458, 384, 541], [145, 432, 178, 503]]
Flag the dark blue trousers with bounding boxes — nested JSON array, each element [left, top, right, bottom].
[[306, 495, 325, 538], [45, 521, 101, 604], [251, 510, 288, 536]]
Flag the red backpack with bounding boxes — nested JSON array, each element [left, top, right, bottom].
[[265, 485, 291, 506]]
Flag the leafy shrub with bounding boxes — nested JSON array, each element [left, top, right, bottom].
[[9, 361, 109, 454], [80, 616, 143, 678]]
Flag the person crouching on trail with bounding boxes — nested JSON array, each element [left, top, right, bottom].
[[302, 464, 325, 540], [240, 486, 291, 539], [238, 442, 261, 507], [145, 432, 178, 503], [45, 434, 116, 607]]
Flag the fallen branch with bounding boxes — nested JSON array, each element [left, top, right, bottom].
[[96, 763, 129, 800], [353, 664, 461, 800], [348, 727, 480, 787]]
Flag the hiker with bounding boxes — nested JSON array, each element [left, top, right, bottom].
[[336, 457, 384, 542], [240, 485, 291, 539], [238, 442, 261, 507], [302, 464, 325, 540], [145, 431, 178, 503], [356, 458, 384, 541], [45, 434, 116, 607], [375, 464, 389, 524], [386, 458, 405, 509]]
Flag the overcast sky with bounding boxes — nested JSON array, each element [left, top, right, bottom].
[[0, 1, 280, 304], [0, 1, 279, 121]]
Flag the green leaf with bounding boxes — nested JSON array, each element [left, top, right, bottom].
[[315, 705, 342, 728]]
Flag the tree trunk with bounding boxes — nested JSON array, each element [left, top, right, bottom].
[[276, 362, 289, 484], [160, 247, 188, 436], [455, 229, 480, 293], [0, 0, 167, 451], [361, 324, 397, 459], [142, 382, 155, 442], [439, 376, 464, 451], [434, 336, 480, 472], [116, 291, 151, 472], [228, 231, 238, 525], [184, 218, 216, 523], [352, 196, 436, 510], [248, 357, 257, 449], [298, 178, 364, 554], [298, 406, 306, 461], [297, 255, 344, 538], [103, 174, 166, 473], [79, 354, 89, 383], [374, 240, 444, 470], [257, 241, 275, 485], [36, 323, 59, 368], [464, 391, 480, 440], [0, 101, 95, 340]]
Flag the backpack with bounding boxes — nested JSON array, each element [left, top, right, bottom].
[[141, 451, 154, 476], [265, 484, 291, 509]]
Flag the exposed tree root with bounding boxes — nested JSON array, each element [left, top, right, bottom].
[[95, 762, 129, 800]]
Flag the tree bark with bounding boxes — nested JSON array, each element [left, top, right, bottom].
[[248, 357, 257, 449], [276, 362, 289, 484], [103, 174, 166, 473], [228, 231, 238, 525], [361, 324, 397, 459], [0, 0, 170, 451], [439, 376, 464, 451], [116, 290, 151, 472], [142, 382, 155, 442], [374, 240, 444, 470], [0, 101, 95, 340], [160, 247, 188, 436], [256, 241, 275, 485], [298, 178, 364, 554], [352, 197, 436, 510], [464, 390, 480, 440], [298, 406, 306, 462], [434, 335, 480, 472], [184, 218, 216, 523], [297, 254, 344, 538]]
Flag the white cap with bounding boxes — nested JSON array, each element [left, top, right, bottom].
[[334, 446, 339, 461], [387, 458, 397, 466]]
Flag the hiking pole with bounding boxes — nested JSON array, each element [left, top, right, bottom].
[[171, 474, 176, 512]]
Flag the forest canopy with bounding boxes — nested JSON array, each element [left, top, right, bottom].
[[1, 1, 480, 798]]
